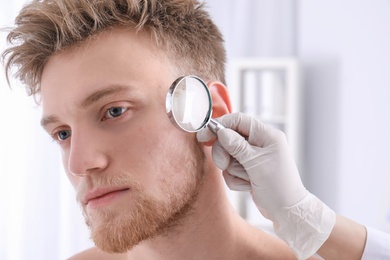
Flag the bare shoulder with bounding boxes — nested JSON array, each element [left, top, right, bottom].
[[67, 247, 127, 260]]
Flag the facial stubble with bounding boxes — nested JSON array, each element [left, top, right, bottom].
[[79, 140, 207, 253]]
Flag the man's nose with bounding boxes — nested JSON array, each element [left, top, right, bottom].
[[67, 129, 109, 176]]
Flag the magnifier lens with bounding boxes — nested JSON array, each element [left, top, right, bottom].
[[167, 76, 212, 132]]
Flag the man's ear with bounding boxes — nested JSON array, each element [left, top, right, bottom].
[[202, 81, 232, 147], [207, 81, 233, 118]]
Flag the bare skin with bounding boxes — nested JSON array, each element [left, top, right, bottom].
[[318, 215, 367, 259]]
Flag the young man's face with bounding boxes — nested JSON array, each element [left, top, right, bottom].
[[40, 28, 207, 253]]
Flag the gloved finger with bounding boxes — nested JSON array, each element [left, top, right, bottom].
[[222, 171, 251, 191], [217, 127, 258, 164], [196, 126, 215, 142], [216, 112, 276, 148], [224, 159, 250, 182], [211, 141, 230, 170]]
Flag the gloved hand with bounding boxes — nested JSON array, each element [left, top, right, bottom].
[[197, 112, 336, 260]]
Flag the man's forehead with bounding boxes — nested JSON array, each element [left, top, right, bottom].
[[39, 27, 177, 122]]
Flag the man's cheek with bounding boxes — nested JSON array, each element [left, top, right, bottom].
[[62, 155, 78, 188]]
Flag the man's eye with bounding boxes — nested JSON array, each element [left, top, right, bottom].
[[56, 130, 71, 141], [105, 107, 128, 119]]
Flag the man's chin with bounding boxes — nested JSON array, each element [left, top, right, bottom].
[[85, 187, 201, 254], [84, 195, 173, 253], [91, 220, 145, 254], [84, 203, 153, 253]]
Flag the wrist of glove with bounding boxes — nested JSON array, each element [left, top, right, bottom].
[[265, 192, 336, 260], [197, 113, 336, 259]]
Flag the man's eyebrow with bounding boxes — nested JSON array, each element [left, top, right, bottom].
[[40, 85, 131, 129], [40, 115, 60, 129], [80, 85, 129, 108]]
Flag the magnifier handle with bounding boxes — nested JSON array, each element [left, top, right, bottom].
[[208, 118, 225, 135]]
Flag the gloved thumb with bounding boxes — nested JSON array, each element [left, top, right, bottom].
[[196, 126, 215, 143], [212, 141, 230, 170]]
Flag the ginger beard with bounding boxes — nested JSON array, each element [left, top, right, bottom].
[[76, 139, 206, 253]]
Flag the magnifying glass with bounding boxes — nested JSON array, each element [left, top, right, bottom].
[[166, 75, 225, 134]]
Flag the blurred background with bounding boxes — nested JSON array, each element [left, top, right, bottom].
[[1, 0, 390, 259]]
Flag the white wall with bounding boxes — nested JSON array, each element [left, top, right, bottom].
[[207, 0, 297, 59], [298, 0, 390, 231]]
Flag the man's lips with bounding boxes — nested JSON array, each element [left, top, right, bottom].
[[82, 187, 130, 206]]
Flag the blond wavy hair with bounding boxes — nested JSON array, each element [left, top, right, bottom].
[[2, 0, 226, 96]]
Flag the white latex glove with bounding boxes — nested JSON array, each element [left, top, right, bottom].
[[197, 112, 336, 260]]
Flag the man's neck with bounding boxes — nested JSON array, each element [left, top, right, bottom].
[[126, 167, 296, 260], [127, 169, 245, 259]]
